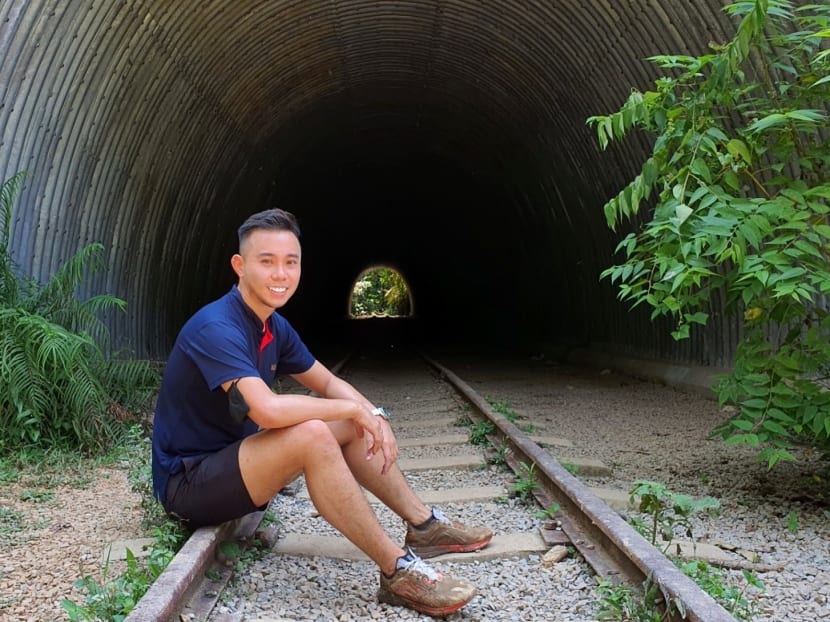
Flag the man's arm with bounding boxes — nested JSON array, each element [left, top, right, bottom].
[[292, 361, 372, 403], [220, 363, 397, 471], [220, 372, 363, 430], [291, 361, 399, 473]]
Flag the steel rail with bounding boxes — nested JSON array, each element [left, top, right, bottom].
[[128, 351, 738, 621], [424, 355, 738, 622]]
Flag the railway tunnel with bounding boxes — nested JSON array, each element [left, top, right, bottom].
[[0, 1, 744, 367]]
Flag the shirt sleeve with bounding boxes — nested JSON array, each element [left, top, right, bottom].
[[273, 314, 315, 375], [185, 320, 259, 390]]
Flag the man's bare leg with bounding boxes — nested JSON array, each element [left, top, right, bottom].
[[326, 419, 432, 526], [238, 420, 404, 575]]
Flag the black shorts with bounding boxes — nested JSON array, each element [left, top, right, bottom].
[[164, 440, 267, 529]]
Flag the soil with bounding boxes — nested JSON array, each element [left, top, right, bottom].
[[0, 465, 143, 622]]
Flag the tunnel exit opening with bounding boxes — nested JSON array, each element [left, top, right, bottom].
[[348, 265, 414, 319]]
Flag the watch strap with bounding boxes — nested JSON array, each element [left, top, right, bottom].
[[371, 406, 391, 419]]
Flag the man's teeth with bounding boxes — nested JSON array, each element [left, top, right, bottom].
[[270, 287, 287, 293]]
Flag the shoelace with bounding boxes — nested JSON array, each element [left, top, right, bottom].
[[399, 554, 441, 582], [431, 506, 451, 524]]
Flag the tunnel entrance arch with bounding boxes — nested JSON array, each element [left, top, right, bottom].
[[348, 265, 414, 319]]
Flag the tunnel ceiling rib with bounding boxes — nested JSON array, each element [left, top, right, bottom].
[[1, 0, 747, 363]]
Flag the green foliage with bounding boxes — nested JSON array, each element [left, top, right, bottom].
[[0, 172, 159, 452], [488, 398, 519, 422], [486, 444, 508, 466], [469, 419, 496, 445], [510, 461, 540, 504], [350, 266, 411, 317], [597, 564, 762, 622], [713, 323, 830, 468], [61, 523, 182, 622], [786, 510, 799, 532], [586, 1, 830, 467], [596, 576, 667, 622], [0, 506, 27, 548], [599, 482, 762, 621], [123, 425, 169, 529], [61, 429, 188, 621], [488, 397, 536, 433], [534, 502, 561, 521], [629, 480, 720, 553], [680, 560, 764, 620]]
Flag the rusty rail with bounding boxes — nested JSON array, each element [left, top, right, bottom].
[[424, 355, 738, 622]]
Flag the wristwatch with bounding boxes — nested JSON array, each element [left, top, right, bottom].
[[371, 406, 392, 420]]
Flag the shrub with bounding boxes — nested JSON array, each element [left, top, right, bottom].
[[587, 1, 830, 468]]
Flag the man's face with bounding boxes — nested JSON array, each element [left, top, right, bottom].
[[233, 228, 301, 318]]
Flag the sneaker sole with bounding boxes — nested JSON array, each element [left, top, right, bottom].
[[408, 536, 493, 559], [377, 587, 474, 616]]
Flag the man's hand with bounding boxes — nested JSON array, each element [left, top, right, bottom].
[[354, 406, 399, 474], [373, 416, 399, 474]]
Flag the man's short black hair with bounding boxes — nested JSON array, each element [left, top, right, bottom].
[[237, 208, 301, 249]]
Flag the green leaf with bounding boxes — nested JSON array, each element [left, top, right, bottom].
[[675, 203, 693, 224], [685, 312, 709, 325], [725, 433, 760, 447], [785, 109, 825, 123], [762, 420, 789, 436], [690, 158, 712, 183], [748, 113, 788, 132], [726, 139, 752, 163], [723, 170, 741, 190], [741, 398, 769, 410]]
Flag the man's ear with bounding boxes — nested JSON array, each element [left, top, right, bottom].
[[230, 253, 244, 277]]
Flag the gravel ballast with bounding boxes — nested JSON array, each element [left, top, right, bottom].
[[208, 353, 829, 621], [3, 351, 827, 621]]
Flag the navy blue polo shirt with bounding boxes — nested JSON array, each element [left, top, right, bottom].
[[151, 285, 315, 504]]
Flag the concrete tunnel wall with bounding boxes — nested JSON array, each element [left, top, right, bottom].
[[0, 1, 746, 365]]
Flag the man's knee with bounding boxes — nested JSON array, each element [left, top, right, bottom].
[[296, 418, 340, 443], [276, 419, 343, 455]]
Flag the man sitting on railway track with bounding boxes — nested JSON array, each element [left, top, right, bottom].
[[151, 207, 493, 617]]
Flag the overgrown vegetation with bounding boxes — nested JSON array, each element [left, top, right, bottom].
[[0, 170, 167, 618], [509, 460, 540, 504], [0, 171, 158, 452], [466, 397, 534, 448], [587, 1, 830, 469], [61, 427, 189, 621], [469, 418, 497, 446], [597, 481, 763, 621], [350, 266, 411, 317], [628, 480, 720, 555], [489, 398, 536, 433]]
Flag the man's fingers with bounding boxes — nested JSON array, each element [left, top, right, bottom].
[[365, 428, 383, 460]]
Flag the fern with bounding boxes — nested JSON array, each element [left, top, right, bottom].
[[0, 172, 26, 305], [0, 172, 158, 451]]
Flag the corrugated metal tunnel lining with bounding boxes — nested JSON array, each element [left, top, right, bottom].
[[0, 1, 742, 363]]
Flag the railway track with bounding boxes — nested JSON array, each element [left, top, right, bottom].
[[126, 347, 737, 621]]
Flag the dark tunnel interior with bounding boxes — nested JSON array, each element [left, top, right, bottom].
[[195, 131, 543, 354], [0, 1, 746, 366]]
